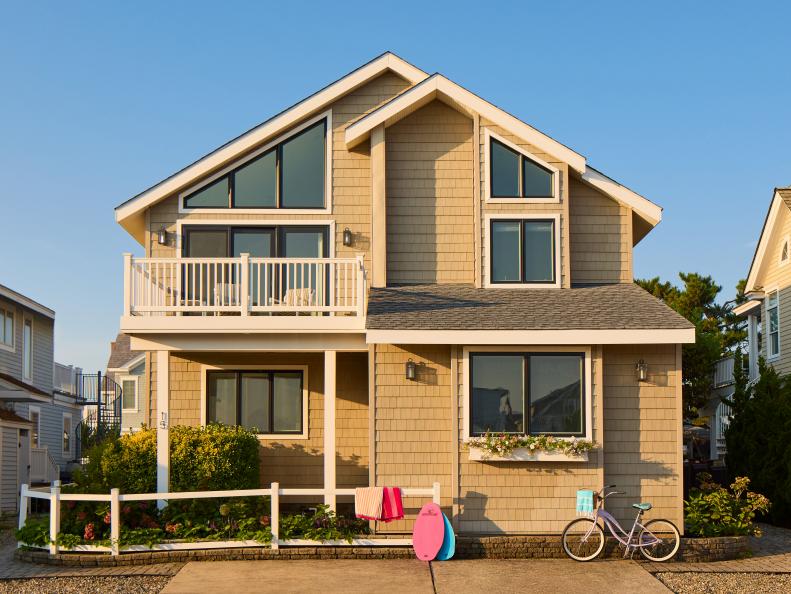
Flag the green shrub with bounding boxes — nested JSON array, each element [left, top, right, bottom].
[[725, 354, 791, 525], [684, 473, 770, 537], [15, 518, 49, 547]]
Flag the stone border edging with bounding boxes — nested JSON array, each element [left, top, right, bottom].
[[14, 534, 750, 566]]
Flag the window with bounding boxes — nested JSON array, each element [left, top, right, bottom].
[[183, 119, 327, 210], [182, 225, 328, 259], [470, 352, 585, 437], [781, 238, 789, 265], [0, 307, 13, 348], [23, 318, 32, 379], [767, 290, 780, 358], [489, 137, 555, 199], [29, 406, 40, 448], [206, 370, 303, 434], [62, 413, 72, 456], [490, 218, 556, 284], [121, 376, 138, 411]]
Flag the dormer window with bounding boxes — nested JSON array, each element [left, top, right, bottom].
[[486, 131, 559, 201], [182, 116, 328, 211]]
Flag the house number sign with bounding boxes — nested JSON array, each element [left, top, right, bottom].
[[159, 412, 169, 430]]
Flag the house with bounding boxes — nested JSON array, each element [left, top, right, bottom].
[[106, 333, 145, 433], [0, 284, 81, 513], [735, 187, 791, 381], [113, 53, 694, 535]]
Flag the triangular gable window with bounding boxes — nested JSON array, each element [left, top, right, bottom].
[[488, 133, 557, 200]]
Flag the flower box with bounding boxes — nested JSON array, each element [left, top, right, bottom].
[[467, 446, 589, 463]]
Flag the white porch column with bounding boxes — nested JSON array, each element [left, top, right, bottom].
[[371, 124, 386, 288], [324, 350, 337, 511], [156, 350, 170, 508], [748, 313, 759, 380]]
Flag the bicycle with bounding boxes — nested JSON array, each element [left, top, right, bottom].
[[561, 484, 680, 562]]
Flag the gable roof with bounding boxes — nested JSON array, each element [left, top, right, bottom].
[[0, 284, 55, 319], [115, 52, 663, 243], [106, 333, 143, 371], [115, 52, 428, 242], [744, 187, 791, 293]]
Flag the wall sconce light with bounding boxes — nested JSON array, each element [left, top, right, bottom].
[[157, 226, 168, 246], [636, 359, 648, 382], [343, 227, 353, 247], [405, 359, 417, 381]]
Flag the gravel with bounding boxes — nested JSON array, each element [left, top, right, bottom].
[[656, 572, 791, 594], [0, 576, 171, 594]]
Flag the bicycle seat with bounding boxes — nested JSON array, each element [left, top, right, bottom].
[[632, 502, 652, 511]]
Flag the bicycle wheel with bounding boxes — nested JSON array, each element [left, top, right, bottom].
[[638, 519, 680, 562], [562, 518, 605, 561]]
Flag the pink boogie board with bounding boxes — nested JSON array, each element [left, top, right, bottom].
[[412, 502, 444, 561]]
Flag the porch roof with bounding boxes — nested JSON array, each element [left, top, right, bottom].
[[366, 283, 694, 332]]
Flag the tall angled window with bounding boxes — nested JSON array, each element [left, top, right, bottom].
[[183, 118, 327, 210], [0, 308, 13, 348], [767, 290, 780, 358], [23, 318, 32, 379], [490, 219, 555, 284], [490, 137, 554, 199]]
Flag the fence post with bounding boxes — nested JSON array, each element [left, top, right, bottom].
[[270, 482, 279, 550], [123, 253, 132, 316], [432, 482, 441, 506], [240, 253, 250, 316], [18, 484, 28, 548], [110, 488, 120, 556], [49, 480, 61, 555]]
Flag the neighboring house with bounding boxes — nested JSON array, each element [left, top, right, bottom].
[[113, 53, 694, 535], [696, 356, 736, 462], [0, 284, 81, 513], [735, 187, 791, 380], [106, 333, 145, 432]]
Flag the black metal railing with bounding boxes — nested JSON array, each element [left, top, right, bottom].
[[73, 372, 123, 461]]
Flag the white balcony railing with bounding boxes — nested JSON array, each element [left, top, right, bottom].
[[30, 447, 59, 484], [123, 254, 365, 318]]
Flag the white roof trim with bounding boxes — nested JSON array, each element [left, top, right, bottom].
[[365, 328, 695, 345], [107, 352, 145, 373], [745, 189, 784, 292], [733, 299, 763, 317], [344, 74, 587, 173], [0, 284, 54, 319], [115, 53, 428, 241], [579, 167, 663, 226]]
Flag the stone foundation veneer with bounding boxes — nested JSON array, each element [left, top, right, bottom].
[[15, 535, 749, 565]]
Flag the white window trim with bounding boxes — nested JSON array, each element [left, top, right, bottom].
[[22, 316, 33, 380], [178, 110, 333, 215], [200, 364, 309, 440], [483, 128, 561, 204], [120, 375, 139, 412], [766, 288, 781, 361], [175, 219, 337, 258], [62, 412, 72, 457], [0, 305, 15, 353], [462, 346, 593, 442], [28, 405, 41, 448], [483, 213, 562, 289], [780, 235, 790, 266]]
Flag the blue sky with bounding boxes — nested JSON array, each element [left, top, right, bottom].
[[1, 1, 789, 372]]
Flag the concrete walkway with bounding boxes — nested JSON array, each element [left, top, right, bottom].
[[161, 559, 669, 594]]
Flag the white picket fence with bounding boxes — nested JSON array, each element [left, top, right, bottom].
[[19, 481, 440, 556]]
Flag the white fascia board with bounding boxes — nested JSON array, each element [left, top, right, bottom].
[[745, 190, 783, 292], [114, 53, 428, 239], [0, 285, 55, 319], [344, 74, 587, 173], [733, 299, 763, 317], [129, 332, 368, 352], [580, 167, 662, 226], [365, 327, 695, 345]]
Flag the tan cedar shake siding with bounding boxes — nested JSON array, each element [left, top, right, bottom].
[[479, 120, 571, 288], [147, 352, 368, 490], [385, 101, 475, 284], [603, 344, 683, 531], [374, 344, 453, 532], [455, 347, 604, 534], [144, 71, 412, 266], [569, 176, 633, 284]]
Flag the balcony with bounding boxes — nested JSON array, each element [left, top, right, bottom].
[[121, 254, 366, 334]]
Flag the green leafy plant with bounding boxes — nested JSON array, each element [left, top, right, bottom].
[[15, 518, 49, 547], [684, 473, 770, 537], [279, 505, 368, 543], [467, 432, 596, 458], [55, 533, 83, 549]]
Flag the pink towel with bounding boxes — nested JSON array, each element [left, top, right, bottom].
[[355, 487, 383, 521], [380, 487, 404, 523]]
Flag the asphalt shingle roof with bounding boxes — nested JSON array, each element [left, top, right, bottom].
[[366, 283, 694, 331], [107, 333, 140, 370]]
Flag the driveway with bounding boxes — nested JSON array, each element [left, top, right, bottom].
[[160, 559, 669, 594]]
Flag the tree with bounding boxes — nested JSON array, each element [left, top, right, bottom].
[[635, 273, 746, 418]]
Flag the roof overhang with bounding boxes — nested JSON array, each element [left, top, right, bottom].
[[114, 52, 429, 244], [366, 328, 695, 345], [579, 167, 663, 231], [733, 299, 763, 317], [744, 188, 790, 292], [0, 285, 55, 319]]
